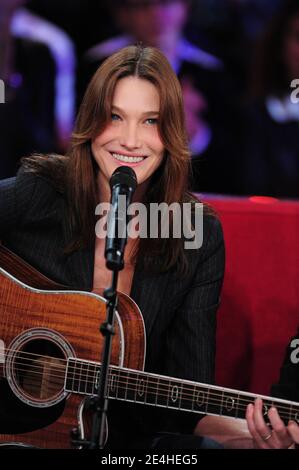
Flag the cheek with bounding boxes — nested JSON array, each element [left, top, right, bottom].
[[93, 125, 116, 147], [154, 135, 164, 153]]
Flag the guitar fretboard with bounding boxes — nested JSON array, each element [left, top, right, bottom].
[[65, 358, 299, 425]]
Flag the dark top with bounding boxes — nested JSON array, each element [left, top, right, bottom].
[[239, 100, 299, 199], [271, 328, 299, 403], [0, 166, 225, 447]]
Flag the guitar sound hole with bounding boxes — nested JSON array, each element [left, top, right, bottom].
[[14, 339, 65, 401]]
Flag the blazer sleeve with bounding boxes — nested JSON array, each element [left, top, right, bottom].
[[164, 215, 225, 385], [146, 214, 225, 436], [165, 215, 225, 433], [0, 169, 37, 239]]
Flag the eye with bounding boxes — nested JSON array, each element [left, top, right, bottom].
[[145, 118, 158, 125], [111, 113, 121, 121]]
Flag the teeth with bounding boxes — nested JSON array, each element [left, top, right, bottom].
[[112, 153, 145, 163]]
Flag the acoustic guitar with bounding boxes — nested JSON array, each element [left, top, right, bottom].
[[0, 245, 298, 448]]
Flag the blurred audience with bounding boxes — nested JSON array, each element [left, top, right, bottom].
[[11, 6, 76, 149], [0, 0, 75, 179], [79, 0, 239, 195], [2, 0, 297, 198], [239, 0, 299, 198]]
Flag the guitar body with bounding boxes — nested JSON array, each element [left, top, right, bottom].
[[0, 246, 145, 448], [1, 246, 298, 449]]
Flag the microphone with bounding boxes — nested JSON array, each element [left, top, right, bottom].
[[105, 166, 137, 271]]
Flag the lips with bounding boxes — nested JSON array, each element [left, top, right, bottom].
[[110, 152, 147, 164]]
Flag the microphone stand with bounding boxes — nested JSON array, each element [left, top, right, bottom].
[[71, 168, 136, 450], [71, 270, 121, 449], [88, 268, 120, 449]]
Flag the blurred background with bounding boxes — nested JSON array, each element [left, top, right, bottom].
[[1, 0, 299, 199]]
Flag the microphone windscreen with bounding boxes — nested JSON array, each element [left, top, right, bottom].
[[109, 166, 137, 191]]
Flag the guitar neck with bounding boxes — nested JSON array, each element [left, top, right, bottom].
[[65, 358, 299, 425]]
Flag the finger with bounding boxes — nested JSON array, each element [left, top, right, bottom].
[[288, 421, 299, 444], [246, 403, 264, 449], [246, 403, 257, 436], [252, 398, 273, 448], [246, 400, 270, 449], [268, 407, 291, 447]]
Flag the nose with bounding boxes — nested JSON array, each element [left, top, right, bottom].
[[119, 122, 141, 150]]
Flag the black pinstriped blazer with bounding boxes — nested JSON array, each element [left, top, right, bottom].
[[0, 168, 225, 447]]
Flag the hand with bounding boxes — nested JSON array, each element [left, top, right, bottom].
[[246, 397, 299, 449]]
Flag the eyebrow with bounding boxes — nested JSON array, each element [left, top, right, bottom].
[[111, 105, 160, 116]]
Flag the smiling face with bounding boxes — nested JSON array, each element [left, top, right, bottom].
[[91, 75, 165, 196]]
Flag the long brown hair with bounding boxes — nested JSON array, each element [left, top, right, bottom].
[[24, 45, 201, 275]]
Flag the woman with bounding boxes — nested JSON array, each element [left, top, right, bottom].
[[0, 45, 296, 449], [0, 44, 224, 448]]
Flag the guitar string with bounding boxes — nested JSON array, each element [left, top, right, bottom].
[[2, 357, 298, 420], [1, 348, 297, 415], [3, 364, 296, 423]]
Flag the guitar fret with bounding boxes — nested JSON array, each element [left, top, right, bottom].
[[135, 372, 146, 404], [93, 365, 100, 394], [108, 367, 119, 399], [220, 391, 240, 418], [262, 399, 273, 425], [235, 393, 240, 419], [64, 359, 299, 428], [144, 375, 149, 404], [180, 383, 191, 411], [115, 368, 126, 400], [155, 377, 160, 406], [166, 380, 182, 410], [77, 360, 83, 393], [292, 406, 299, 424], [71, 359, 77, 392], [85, 363, 94, 395], [219, 389, 224, 416], [72, 359, 79, 392], [193, 385, 207, 412], [156, 377, 170, 407], [78, 360, 83, 392], [89, 363, 96, 395], [205, 388, 210, 413], [65, 358, 74, 392], [125, 370, 137, 403], [124, 370, 129, 400], [145, 374, 158, 405], [84, 362, 89, 395], [288, 403, 293, 423]]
